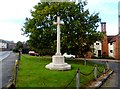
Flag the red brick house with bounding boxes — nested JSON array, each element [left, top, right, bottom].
[[93, 22, 120, 60]]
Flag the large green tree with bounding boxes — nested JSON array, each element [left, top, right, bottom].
[[13, 41, 23, 52], [22, 1, 103, 57]]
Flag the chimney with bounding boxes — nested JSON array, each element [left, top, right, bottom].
[[101, 22, 108, 57], [101, 22, 106, 33], [118, 1, 120, 35]]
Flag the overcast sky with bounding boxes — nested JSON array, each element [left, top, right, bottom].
[[0, 0, 119, 43]]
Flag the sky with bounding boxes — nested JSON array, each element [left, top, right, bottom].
[[0, 0, 119, 43]]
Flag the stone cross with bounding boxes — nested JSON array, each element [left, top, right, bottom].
[[53, 16, 64, 56], [45, 16, 71, 70]]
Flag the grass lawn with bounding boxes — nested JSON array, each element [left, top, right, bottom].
[[16, 54, 104, 88]]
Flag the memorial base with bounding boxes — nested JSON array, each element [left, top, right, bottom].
[[45, 55, 71, 70]]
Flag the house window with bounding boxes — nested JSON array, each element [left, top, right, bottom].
[[110, 42, 112, 45], [96, 43, 99, 45], [110, 50, 113, 53]]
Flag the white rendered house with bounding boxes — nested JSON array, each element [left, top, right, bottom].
[[93, 41, 102, 57], [93, 40, 115, 58], [0, 39, 7, 49], [108, 42, 114, 57]]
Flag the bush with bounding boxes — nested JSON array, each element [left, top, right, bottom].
[[39, 49, 55, 56], [12, 48, 19, 53], [22, 48, 29, 54]]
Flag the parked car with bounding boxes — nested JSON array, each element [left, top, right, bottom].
[[63, 53, 75, 58], [28, 51, 39, 56]]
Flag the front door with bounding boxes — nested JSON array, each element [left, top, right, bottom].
[[98, 50, 101, 56]]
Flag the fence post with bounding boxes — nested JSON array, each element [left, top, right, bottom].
[[94, 64, 97, 80], [103, 66, 106, 74], [106, 61, 109, 70], [84, 59, 86, 66], [17, 51, 21, 69], [14, 60, 19, 85], [15, 65, 18, 85], [76, 68, 80, 89]]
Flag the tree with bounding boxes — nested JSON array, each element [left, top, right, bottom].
[[13, 41, 23, 52], [21, 1, 103, 57], [22, 41, 29, 54]]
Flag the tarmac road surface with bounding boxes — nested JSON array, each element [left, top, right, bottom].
[[76, 58, 120, 88], [0, 51, 17, 88], [100, 61, 120, 89], [0, 51, 11, 61], [86, 58, 120, 88]]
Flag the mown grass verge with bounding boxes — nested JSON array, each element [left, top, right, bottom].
[[16, 54, 104, 88]]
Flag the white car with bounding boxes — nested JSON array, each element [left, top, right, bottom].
[[63, 53, 75, 58], [28, 51, 39, 56]]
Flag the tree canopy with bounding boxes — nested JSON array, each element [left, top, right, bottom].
[[13, 41, 23, 52], [22, 1, 103, 57]]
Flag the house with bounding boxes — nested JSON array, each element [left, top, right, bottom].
[[6, 41, 16, 50], [0, 39, 16, 51], [0, 39, 7, 51], [94, 22, 120, 60]]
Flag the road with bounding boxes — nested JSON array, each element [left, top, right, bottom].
[[76, 58, 120, 88], [100, 61, 120, 88], [0, 51, 17, 88], [0, 60, 2, 88], [85, 59, 120, 88], [0, 51, 11, 61]]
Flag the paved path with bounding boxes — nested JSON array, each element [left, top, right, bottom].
[[0, 51, 17, 88]]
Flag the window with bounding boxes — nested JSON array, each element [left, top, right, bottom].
[[110, 50, 113, 53], [96, 43, 99, 45]]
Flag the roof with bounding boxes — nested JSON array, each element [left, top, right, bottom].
[[107, 35, 117, 43], [0, 39, 7, 43]]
